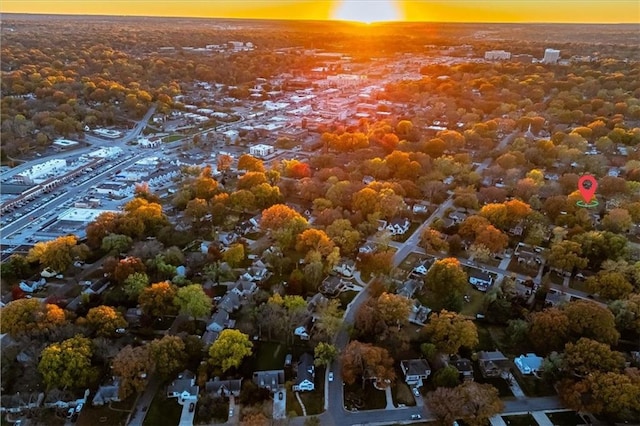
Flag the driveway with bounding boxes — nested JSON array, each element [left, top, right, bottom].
[[178, 399, 196, 426], [273, 389, 286, 420]]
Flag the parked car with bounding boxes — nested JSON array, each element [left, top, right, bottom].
[[189, 402, 195, 412], [411, 414, 422, 419], [75, 402, 84, 413], [278, 392, 283, 401], [328, 372, 334, 381], [412, 388, 420, 397]]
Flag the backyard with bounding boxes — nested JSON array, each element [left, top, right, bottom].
[[77, 398, 135, 426], [344, 382, 387, 411], [546, 411, 587, 426], [502, 413, 539, 426], [142, 393, 182, 426]]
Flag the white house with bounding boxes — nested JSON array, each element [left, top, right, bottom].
[[386, 218, 410, 236], [333, 259, 356, 278], [400, 359, 431, 388], [167, 370, 199, 403], [293, 353, 315, 392], [514, 353, 543, 376]]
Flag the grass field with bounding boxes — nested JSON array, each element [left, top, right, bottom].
[[546, 411, 586, 426], [502, 414, 539, 426], [77, 397, 135, 426], [143, 393, 182, 426]]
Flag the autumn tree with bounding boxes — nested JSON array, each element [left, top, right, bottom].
[[587, 271, 634, 300], [0, 298, 67, 337], [357, 250, 394, 278], [420, 228, 449, 253], [426, 382, 503, 426], [564, 300, 620, 346], [260, 204, 308, 249], [424, 258, 468, 311], [208, 329, 253, 373], [547, 240, 588, 272], [112, 345, 153, 399], [237, 154, 265, 172], [529, 307, 570, 353], [38, 335, 97, 390], [86, 305, 127, 337], [377, 292, 412, 328], [571, 231, 629, 269], [326, 219, 362, 255], [341, 341, 396, 388], [474, 225, 508, 254], [149, 335, 187, 379], [139, 281, 178, 317], [174, 284, 212, 319], [562, 338, 625, 377], [101, 233, 133, 255], [422, 310, 479, 354], [314, 299, 344, 342], [602, 208, 633, 234], [27, 234, 85, 272]]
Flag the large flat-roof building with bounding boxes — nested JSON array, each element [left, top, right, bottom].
[[485, 50, 511, 60], [542, 48, 560, 64]]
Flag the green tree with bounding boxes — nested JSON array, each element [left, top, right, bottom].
[[314, 342, 338, 367], [432, 365, 461, 388], [608, 293, 640, 333], [86, 305, 127, 337], [38, 335, 97, 390], [208, 329, 253, 373], [112, 345, 153, 399], [101, 233, 133, 255], [174, 284, 212, 319], [547, 240, 588, 272], [422, 310, 479, 354], [314, 299, 344, 342], [424, 258, 468, 311], [123, 272, 150, 300]]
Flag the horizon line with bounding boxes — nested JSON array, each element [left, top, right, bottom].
[[2, 11, 638, 25]]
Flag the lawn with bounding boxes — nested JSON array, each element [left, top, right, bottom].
[[513, 370, 556, 397], [569, 279, 590, 293], [143, 393, 182, 426], [338, 290, 358, 309], [77, 398, 135, 426], [344, 382, 387, 411], [460, 288, 486, 317], [505, 258, 539, 279], [298, 365, 325, 415], [502, 414, 539, 426], [394, 222, 421, 243], [546, 411, 586, 426], [255, 341, 287, 371], [162, 135, 183, 143], [391, 382, 416, 407]]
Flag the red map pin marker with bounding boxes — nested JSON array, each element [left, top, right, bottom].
[[578, 175, 598, 203]]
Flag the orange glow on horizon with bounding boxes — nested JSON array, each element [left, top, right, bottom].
[[1, 1, 638, 24]]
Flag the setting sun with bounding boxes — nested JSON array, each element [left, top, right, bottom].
[[332, 0, 403, 23]]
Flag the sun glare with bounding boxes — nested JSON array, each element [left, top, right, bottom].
[[332, 0, 403, 24]]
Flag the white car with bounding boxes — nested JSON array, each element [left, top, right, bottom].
[[412, 388, 420, 397], [328, 372, 334, 382]]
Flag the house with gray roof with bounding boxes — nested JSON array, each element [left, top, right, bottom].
[[167, 370, 199, 403], [205, 378, 242, 397], [253, 370, 284, 392], [293, 353, 315, 392], [477, 351, 509, 378]]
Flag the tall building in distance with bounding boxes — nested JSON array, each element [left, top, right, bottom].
[[542, 48, 560, 64]]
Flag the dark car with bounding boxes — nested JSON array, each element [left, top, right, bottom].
[[189, 403, 195, 412], [278, 392, 284, 401]]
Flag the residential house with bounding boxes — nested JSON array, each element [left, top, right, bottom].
[[334, 259, 356, 278], [167, 370, 199, 403], [319, 275, 348, 296], [42, 389, 80, 409], [218, 291, 241, 313], [387, 218, 410, 236], [514, 353, 543, 376], [206, 310, 232, 333], [205, 378, 242, 398], [477, 351, 509, 378], [400, 359, 431, 388], [293, 353, 315, 392], [397, 279, 422, 299], [92, 378, 120, 406], [468, 270, 494, 291], [449, 356, 474, 381], [545, 290, 569, 307], [232, 280, 257, 297], [448, 211, 467, 224], [516, 250, 542, 268], [253, 370, 285, 392], [294, 315, 314, 341], [307, 293, 328, 314], [240, 261, 270, 283], [358, 242, 377, 255], [412, 204, 428, 214], [409, 303, 432, 325]]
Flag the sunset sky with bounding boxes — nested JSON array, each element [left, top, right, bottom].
[[2, 0, 639, 23]]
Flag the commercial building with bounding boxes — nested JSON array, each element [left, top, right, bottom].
[[249, 144, 275, 158], [484, 50, 511, 60], [14, 159, 67, 184], [542, 48, 560, 64]]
